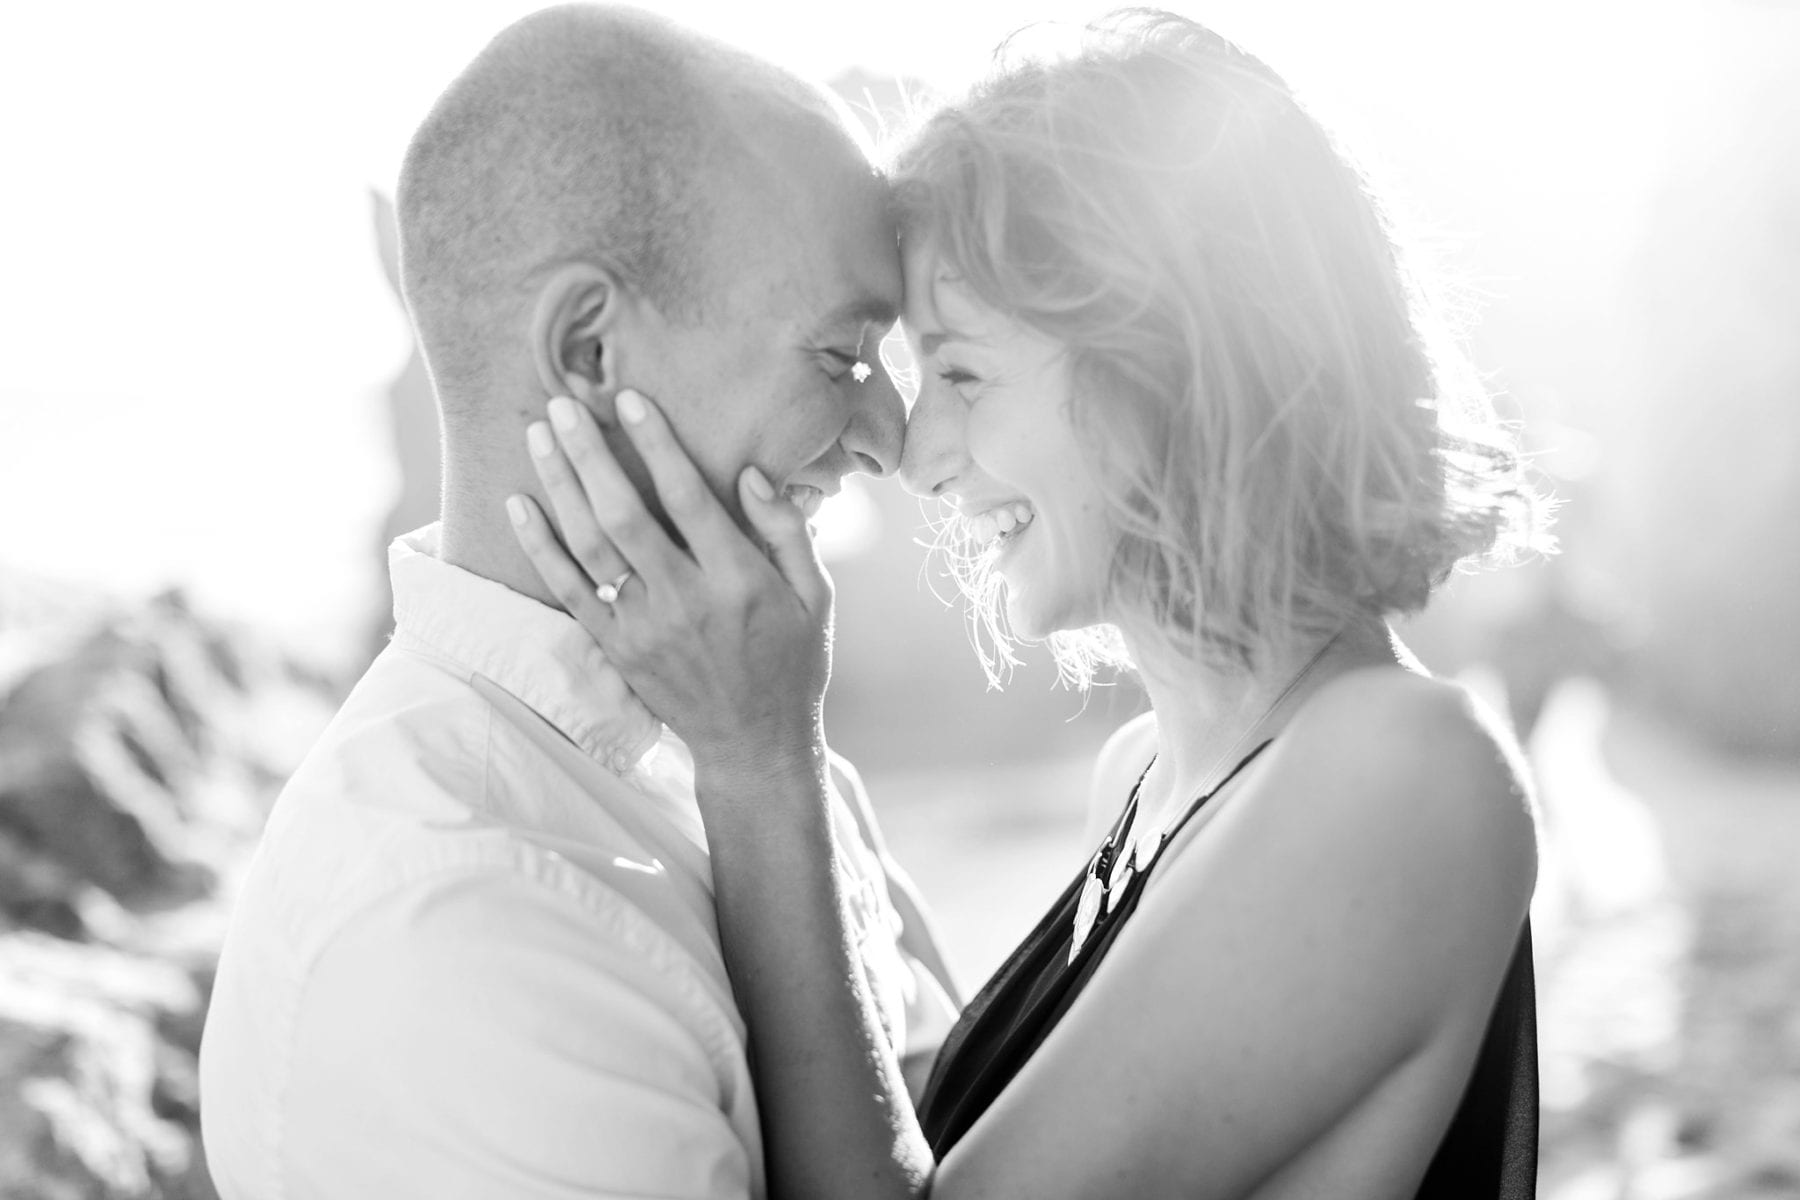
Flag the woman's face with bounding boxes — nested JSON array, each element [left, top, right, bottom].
[[898, 247, 1115, 639]]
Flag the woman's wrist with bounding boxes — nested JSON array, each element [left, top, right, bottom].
[[691, 737, 830, 819], [688, 719, 826, 784]]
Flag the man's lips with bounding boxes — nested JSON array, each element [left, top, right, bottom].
[[783, 484, 827, 518]]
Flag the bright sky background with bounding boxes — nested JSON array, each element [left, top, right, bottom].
[[0, 0, 1756, 661]]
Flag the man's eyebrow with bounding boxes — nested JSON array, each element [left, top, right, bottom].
[[813, 297, 900, 336], [919, 330, 966, 356]]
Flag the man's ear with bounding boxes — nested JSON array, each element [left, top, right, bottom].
[[528, 262, 630, 409]]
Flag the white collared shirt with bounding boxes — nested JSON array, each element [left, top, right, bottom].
[[200, 526, 954, 1200]]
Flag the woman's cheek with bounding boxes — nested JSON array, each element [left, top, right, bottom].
[[963, 404, 1020, 486]]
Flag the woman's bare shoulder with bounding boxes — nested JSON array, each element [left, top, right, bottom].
[[1141, 666, 1537, 1024], [1260, 666, 1539, 922], [1293, 667, 1534, 810]]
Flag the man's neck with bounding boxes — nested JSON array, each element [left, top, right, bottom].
[[438, 467, 561, 611]]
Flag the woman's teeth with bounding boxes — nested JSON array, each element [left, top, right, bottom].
[[784, 485, 825, 518], [969, 503, 1036, 547]]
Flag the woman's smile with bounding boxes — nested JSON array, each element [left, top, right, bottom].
[[966, 501, 1037, 550]]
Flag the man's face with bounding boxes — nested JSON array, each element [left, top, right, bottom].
[[614, 151, 906, 523]]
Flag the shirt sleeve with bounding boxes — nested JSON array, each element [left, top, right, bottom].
[[826, 754, 964, 1052], [280, 866, 754, 1200]]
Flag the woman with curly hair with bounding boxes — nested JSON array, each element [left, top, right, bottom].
[[514, 10, 1548, 1196]]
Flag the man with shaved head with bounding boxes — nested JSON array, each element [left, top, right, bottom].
[[199, 8, 956, 1197]]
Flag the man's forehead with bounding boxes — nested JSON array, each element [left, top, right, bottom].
[[706, 127, 900, 335], [800, 195, 903, 334]]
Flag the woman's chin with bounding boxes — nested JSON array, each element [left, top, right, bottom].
[[1000, 588, 1040, 640], [1003, 577, 1109, 644], [1002, 587, 1065, 643]]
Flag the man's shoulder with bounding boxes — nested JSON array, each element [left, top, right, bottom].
[[243, 648, 493, 894], [234, 644, 715, 981], [304, 639, 491, 779]]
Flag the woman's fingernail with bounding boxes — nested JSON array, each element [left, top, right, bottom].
[[506, 495, 528, 526], [548, 396, 579, 432], [616, 389, 646, 425], [743, 466, 774, 501], [526, 422, 554, 457]]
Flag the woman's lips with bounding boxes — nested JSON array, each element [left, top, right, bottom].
[[968, 501, 1036, 548]]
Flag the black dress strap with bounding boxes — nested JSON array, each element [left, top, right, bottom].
[[1140, 740, 1272, 875]]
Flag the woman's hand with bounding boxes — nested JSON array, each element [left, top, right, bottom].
[[507, 390, 834, 785]]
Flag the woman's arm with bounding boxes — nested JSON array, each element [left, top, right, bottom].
[[699, 762, 936, 1200], [510, 391, 934, 1200]]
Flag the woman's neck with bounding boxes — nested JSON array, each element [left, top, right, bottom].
[[1123, 617, 1396, 832]]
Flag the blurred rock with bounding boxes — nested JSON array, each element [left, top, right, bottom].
[[0, 932, 207, 1200], [0, 584, 337, 1199], [1538, 696, 1800, 1199], [0, 592, 324, 924]]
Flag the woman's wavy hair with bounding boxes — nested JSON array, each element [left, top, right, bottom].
[[890, 9, 1549, 686]]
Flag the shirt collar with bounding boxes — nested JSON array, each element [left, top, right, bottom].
[[388, 524, 662, 769]]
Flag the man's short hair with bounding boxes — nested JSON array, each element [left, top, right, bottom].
[[396, 7, 735, 404]]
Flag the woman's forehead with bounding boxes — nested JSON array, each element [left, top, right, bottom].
[[900, 249, 996, 343]]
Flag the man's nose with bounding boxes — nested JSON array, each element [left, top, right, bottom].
[[898, 382, 967, 499], [840, 358, 906, 478]]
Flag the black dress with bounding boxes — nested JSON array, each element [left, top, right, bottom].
[[916, 744, 1538, 1198]]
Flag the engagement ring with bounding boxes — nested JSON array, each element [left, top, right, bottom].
[[596, 569, 634, 605]]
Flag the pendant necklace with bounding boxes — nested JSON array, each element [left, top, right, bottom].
[[1069, 633, 1340, 963]]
